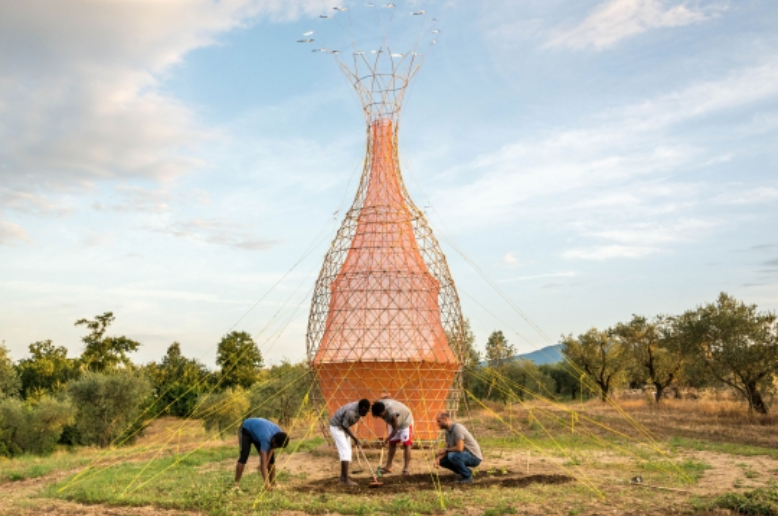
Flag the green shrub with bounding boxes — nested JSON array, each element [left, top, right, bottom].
[[0, 343, 21, 399], [194, 388, 249, 438], [67, 370, 152, 447], [144, 342, 210, 418], [713, 485, 778, 516], [0, 395, 73, 456], [247, 362, 311, 426]]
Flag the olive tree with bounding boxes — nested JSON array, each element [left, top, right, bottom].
[[562, 328, 628, 402], [68, 371, 152, 447], [675, 293, 778, 414], [613, 315, 684, 403], [0, 395, 73, 456]]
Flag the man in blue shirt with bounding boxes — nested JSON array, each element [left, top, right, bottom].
[[235, 417, 290, 491]]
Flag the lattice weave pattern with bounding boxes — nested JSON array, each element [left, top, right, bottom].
[[307, 102, 466, 441]]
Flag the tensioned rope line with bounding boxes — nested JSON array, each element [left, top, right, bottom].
[[121, 369, 314, 497], [463, 364, 688, 483], [124, 251, 422, 501], [463, 388, 604, 498], [455, 294, 684, 475], [456, 294, 672, 451], [61, 358, 311, 492], [400, 164, 672, 452], [60, 279, 319, 492], [113, 282, 319, 495], [375, 285, 605, 500], [59, 205, 346, 490]]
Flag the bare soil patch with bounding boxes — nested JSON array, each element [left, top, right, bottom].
[[294, 471, 574, 494]]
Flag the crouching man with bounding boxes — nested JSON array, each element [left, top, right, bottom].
[[235, 417, 290, 491], [329, 399, 371, 486], [434, 412, 483, 484]]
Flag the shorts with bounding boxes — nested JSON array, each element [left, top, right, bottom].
[[238, 427, 276, 465], [388, 425, 413, 446], [329, 425, 352, 462]]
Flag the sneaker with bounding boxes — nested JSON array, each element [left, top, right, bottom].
[[455, 477, 473, 484]]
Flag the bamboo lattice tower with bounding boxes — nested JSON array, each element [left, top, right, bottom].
[[306, 18, 463, 443]]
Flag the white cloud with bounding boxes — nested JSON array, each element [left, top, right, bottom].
[[546, 0, 717, 50], [0, 0, 330, 206], [581, 218, 720, 244], [147, 218, 281, 251], [0, 221, 29, 245], [563, 245, 657, 260], [504, 271, 576, 282], [503, 252, 519, 264], [712, 186, 777, 205], [562, 218, 721, 260], [427, 62, 775, 263], [435, 63, 775, 229]]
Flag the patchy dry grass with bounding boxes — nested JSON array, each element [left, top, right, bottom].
[[0, 402, 776, 516]]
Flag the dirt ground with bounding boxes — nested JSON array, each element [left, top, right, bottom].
[[1, 403, 775, 516]]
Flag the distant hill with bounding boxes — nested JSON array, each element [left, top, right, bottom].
[[516, 344, 564, 365], [478, 343, 565, 366]]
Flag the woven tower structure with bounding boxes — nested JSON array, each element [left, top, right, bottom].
[[306, 41, 465, 442]]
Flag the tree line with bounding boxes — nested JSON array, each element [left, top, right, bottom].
[[463, 293, 777, 414], [0, 292, 774, 458], [0, 312, 306, 457]]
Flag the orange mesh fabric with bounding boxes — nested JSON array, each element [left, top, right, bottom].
[[313, 119, 459, 440]]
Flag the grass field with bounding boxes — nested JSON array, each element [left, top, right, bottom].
[[0, 398, 776, 516]]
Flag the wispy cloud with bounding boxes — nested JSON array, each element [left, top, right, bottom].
[[432, 62, 774, 262], [147, 218, 281, 251], [92, 185, 172, 213], [503, 252, 519, 265], [504, 271, 576, 282], [546, 0, 718, 51], [0, 221, 29, 245], [0, 0, 331, 203], [712, 186, 777, 205], [564, 245, 657, 260]]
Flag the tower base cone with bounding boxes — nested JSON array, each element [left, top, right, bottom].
[[314, 361, 459, 441]]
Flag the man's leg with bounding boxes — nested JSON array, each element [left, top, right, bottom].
[[444, 452, 475, 480], [384, 442, 397, 472], [235, 428, 252, 487], [340, 461, 357, 485], [400, 426, 412, 474], [331, 426, 356, 485], [438, 454, 457, 477]]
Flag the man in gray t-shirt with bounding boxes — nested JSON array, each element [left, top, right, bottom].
[[329, 399, 370, 486], [434, 412, 482, 483], [371, 399, 414, 475]]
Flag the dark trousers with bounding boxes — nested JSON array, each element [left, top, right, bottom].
[[238, 427, 275, 466], [439, 451, 481, 479]]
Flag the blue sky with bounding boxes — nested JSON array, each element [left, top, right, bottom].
[[1, 0, 776, 367]]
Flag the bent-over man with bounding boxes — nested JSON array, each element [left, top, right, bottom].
[[235, 417, 289, 491], [435, 412, 482, 484], [371, 399, 414, 475], [329, 399, 371, 485]]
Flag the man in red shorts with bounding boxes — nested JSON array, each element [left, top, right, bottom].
[[371, 399, 414, 476]]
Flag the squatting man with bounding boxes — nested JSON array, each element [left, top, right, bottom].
[[434, 411, 483, 483]]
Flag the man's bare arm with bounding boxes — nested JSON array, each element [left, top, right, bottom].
[[343, 426, 360, 445], [259, 450, 272, 490], [387, 415, 400, 440]]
